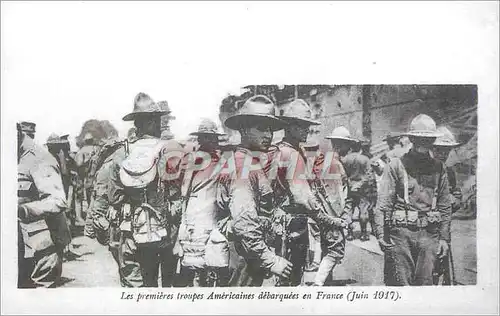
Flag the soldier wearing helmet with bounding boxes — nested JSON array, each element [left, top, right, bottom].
[[216, 95, 293, 286], [433, 126, 463, 214], [271, 99, 346, 286], [373, 114, 452, 286], [324, 127, 356, 242]]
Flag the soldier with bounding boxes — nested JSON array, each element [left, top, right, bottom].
[[75, 133, 100, 211], [272, 99, 346, 286], [46, 134, 77, 197], [161, 130, 175, 141], [17, 123, 71, 288], [325, 126, 356, 241], [19, 121, 36, 139], [343, 139, 377, 241], [217, 95, 292, 286], [311, 126, 354, 286], [175, 118, 230, 287], [433, 126, 463, 214], [108, 93, 182, 287], [381, 132, 408, 164], [83, 136, 122, 242], [373, 114, 452, 286], [46, 134, 86, 229]]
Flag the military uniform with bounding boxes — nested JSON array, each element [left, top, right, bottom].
[[108, 93, 182, 288], [18, 130, 71, 288], [216, 146, 279, 286], [75, 134, 100, 209], [342, 150, 377, 241], [220, 95, 292, 287], [175, 119, 230, 287], [311, 149, 352, 285], [272, 139, 344, 286], [373, 114, 452, 286]]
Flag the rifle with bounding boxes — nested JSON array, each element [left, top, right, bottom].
[[432, 243, 456, 285]]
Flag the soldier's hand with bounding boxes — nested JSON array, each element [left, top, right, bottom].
[[331, 217, 347, 228], [270, 256, 293, 279], [18, 205, 27, 222], [378, 237, 395, 251], [437, 240, 449, 259], [108, 207, 118, 221], [452, 189, 462, 201], [173, 239, 184, 258]]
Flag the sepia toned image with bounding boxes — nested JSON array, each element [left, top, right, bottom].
[[16, 84, 477, 288], [3, 1, 498, 315]]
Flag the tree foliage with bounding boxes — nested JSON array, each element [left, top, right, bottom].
[[75, 119, 118, 148]]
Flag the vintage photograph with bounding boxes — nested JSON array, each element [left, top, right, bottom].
[[2, 1, 498, 315], [16, 84, 477, 288]]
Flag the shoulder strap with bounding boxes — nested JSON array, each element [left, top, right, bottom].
[[431, 162, 443, 212], [400, 160, 410, 205]]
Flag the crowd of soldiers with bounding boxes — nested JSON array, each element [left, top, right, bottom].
[[18, 91, 465, 288]]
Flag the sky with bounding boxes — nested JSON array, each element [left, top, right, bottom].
[[1, 1, 498, 151], [2, 2, 499, 314], [2, 2, 264, 148]]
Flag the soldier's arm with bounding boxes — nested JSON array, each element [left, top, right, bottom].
[[437, 163, 452, 242], [92, 166, 111, 217], [107, 148, 127, 208], [20, 158, 67, 222], [227, 174, 278, 270], [372, 159, 398, 239]]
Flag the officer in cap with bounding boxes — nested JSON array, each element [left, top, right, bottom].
[[17, 124, 71, 287], [108, 93, 183, 287], [19, 121, 36, 139], [373, 114, 452, 286], [433, 126, 463, 214], [272, 99, 346, 286], [175, 118, 230, 287], [217, 95, 292, 286]]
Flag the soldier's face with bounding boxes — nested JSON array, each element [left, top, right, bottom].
[[410, 136, 435, 153], [197, 134, 219, 152], [330, 139, 351, 157], [135, 116, 161, 138], [286, 124, 310, 143], [433, 146, 452, 161], [240, 125, 273, 151]]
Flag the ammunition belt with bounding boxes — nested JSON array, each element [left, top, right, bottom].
[[391, 210, 442, 228]]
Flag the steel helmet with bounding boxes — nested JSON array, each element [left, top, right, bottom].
[[434, 126, 460, 147], [278, 99, 320, 126], [325, 126, 357, 142], [224, 95, 286, 131], [405, 114, 443, 138]]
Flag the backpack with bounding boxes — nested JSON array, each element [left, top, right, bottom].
[[119, 139, 170, 244], [87, 140, 127, 189]]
